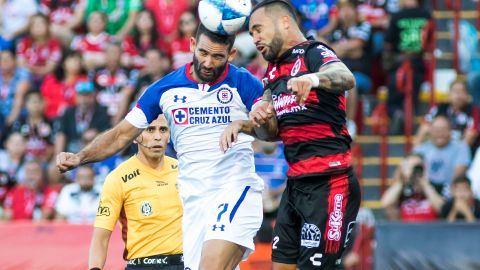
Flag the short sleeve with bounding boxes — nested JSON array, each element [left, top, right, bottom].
[[237, 69, 263, 111], [94, 175, 123, 231], [454, 142, 471, 167], [305, 43, 341, 72], [125, 83, 162, 128]]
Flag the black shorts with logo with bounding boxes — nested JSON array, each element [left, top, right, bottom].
[[125, 254, 184, 270], [272, 168, 361, 269]]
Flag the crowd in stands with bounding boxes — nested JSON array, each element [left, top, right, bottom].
[[0, 0, 479, 268]]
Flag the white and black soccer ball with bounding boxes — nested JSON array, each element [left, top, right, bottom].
[[198, 0, 252, 35]]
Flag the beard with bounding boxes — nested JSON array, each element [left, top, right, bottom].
[[263, 29, 284, 62], [192, 54, 227, 83]]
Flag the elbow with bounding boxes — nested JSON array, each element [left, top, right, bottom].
[[346, 72, 356, 91]]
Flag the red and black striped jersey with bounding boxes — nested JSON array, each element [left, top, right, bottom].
[[263, 40, 352, 179]]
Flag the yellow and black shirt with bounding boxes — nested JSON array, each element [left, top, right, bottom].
[[94, 155, 182, 260]]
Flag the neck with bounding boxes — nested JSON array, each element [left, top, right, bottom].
[[65, 73, 76, 82], [136, 152, 165, 171], [278, 31, 307, 58], [34, 37, 48, 44], [29, 114, 43, 123]]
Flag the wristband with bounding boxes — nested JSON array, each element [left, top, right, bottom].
[[304, 74, 320, 88]]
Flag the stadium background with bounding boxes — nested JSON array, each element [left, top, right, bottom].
[[1, 0, 480, 269]]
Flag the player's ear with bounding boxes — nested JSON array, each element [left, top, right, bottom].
[[228, 47, 238, 62], [281, 15, 290, 30], [190, 37, 197, 53]]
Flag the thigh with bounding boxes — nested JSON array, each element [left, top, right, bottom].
[[297, 170, 361, 269], [182, 201, 208, 270], [271, 180, 301, 265], [200, 239, 245, 270], [203, 185, 263, 260]]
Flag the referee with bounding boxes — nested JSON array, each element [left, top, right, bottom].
[[88, 115, 183, 270]]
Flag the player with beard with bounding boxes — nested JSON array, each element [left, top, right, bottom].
[[221, 0, 360, 269], [57, 24, 264, 270]]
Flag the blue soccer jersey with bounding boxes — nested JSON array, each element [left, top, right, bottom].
[[125, 63, 264, 199]]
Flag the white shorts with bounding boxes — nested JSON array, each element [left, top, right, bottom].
[[182, 184, 263, 270]]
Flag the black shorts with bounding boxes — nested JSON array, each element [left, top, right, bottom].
[[125, 254, 184, 270], [272, 168, 361, 269]]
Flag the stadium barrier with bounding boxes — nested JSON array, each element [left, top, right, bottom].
[[375, 222, 480, 270], [0, 221, 272, 270]]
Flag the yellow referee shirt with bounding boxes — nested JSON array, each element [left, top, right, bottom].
[[94, 155, 182, 260]]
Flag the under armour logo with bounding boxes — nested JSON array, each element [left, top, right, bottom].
[[174, 95, 187, 103], [212, 224, 225, 231]]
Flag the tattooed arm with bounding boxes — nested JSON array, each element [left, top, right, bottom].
[[314, 61, 355, 94]]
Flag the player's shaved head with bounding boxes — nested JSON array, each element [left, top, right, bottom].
[[251, 0, 297, 21]]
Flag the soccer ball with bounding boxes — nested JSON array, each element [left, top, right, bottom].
[[198, 0, 252, 35]]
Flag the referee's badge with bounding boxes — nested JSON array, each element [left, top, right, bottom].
[[141, 201, 153, 216]]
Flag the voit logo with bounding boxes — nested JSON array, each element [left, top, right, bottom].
[[301, 223, 321, 248]]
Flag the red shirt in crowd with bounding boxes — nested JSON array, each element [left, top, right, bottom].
[[40, 74, 87, 119], [170, 36, 192, 70], [71, 32, 112, 56], [144, 0, 189, 38], [400, 197, 438, 222], [16, 37, 62, 67], [4, 185, 59, 220], [41, 0, 82, 25]]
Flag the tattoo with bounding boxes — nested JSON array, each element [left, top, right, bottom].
[[316, 62, 355, 94], [262, 88, 273, 102]]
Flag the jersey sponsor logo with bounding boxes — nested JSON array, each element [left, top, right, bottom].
[[290, 58, 302, 76], [141, 201, 153, 216], [301, 223, 321, 248], [122, 169, 140, 183], [173, 95, 187, 103], [327, 194, 344, 241], [172, 107, 232, 125], [156, 180, 168, 186], [97, 205, 110, 216], [143, 257, 168, 264], [272, 93, 306, 117], [172, 108, 189, 124], [309, 253, 323, 267], [216, 87, 233, 104], [292, 48, 305, 54]]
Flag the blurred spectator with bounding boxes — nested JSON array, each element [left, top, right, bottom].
[[0, 0, 39, 43], [122, 9, 161, 69], [71, 11, 112, 71], [40, 51, 87, 120], [137, 48, 171, 93], [0, 133, 27, 204], [89, 42, 138, 124], [3, 159, 58, 221], [9, 92, 54, 162], [291, 0, 339, 39], [327, 1, 372, 96], [171, 10, 197, 69], [468, 148, 480, 199], [383, 0, 431, 133], [54, 80, 110, 154], [355, 0, 390, 56], [381, 153, 444, 221], [414, 116, 471, 195], [40, 0, 86, 46], [467, 72, 480, 108], [415, 80, 478, 147], [253, 140, 288, 243], [440, 175, 480, 222], [0, 49, 31, 127], [341, 208, 375, 270], [246, 52, 268, 80], [16, 13, 62, 87], [84, 0, 142, 40], [144, 0, 190, 47], [55, 165, 100, 224]]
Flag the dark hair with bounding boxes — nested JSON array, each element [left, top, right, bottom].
[[132, 9, 159, 54], [452, 175, 471, 187], [251, 0, 297, 21], [195, 24, 236, 50], [54, 50, 85, 81]]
